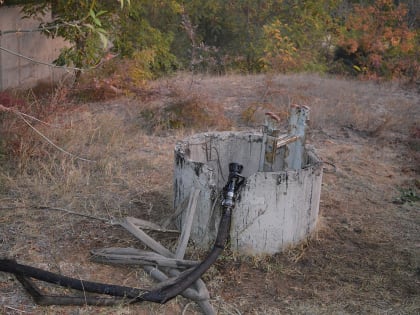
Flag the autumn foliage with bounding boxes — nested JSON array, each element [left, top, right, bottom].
[[337, 0, 418, 80], [3, 0, 420, 81]]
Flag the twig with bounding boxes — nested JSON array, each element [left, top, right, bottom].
[[1, 104, 94, 162], [91, 247, 198, 268], [161, 195, 189, 228], [18, 112, 95, 162], [0, 23, 73, 36], [0, 46, 81, 72], [34, 205, 110, 222], [0, 206, 24, 210], [4, 305, 27, 313], [123, 217, 178, 233], [0, 104, 62, 128], [20, 112, 61, 128], [213, 146, 226, 182]]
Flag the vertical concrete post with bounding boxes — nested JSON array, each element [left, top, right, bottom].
[[285, 105, 310, 170], [259, 112, 281, 172]]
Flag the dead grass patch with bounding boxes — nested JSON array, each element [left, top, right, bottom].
[[139, 87, 232, 133], [0, 73, 419, 314]]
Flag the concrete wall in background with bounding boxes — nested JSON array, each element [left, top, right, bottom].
[[0, 6, 69, 91]]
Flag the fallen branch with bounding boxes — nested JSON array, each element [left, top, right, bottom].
[[0, 104, 94, 162], [34, 205, 110, 222]]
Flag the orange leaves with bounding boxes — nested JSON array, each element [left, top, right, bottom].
[[338, 0, 418, 80], [368, 54, 382, 69], [345, 39, 359, 54]]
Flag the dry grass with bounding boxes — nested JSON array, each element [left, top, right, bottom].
[[169, 73, 418, 138], [0, 73, 419, 314], [139, 85, 232, 134]]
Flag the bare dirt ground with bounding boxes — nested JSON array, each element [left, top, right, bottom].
[[0, 73, 419, 314]]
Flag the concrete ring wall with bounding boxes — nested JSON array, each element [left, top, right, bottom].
[[174, 131, 323, 255]]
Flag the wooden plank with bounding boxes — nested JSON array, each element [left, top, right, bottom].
[[91, 248, 197, 269], [126, 217, 179, 233], [276, 135, 299, 148], [175, 188, 201, 259], [161, 192, 190, 228], [119, 218, 175, 258], [117, 209, 215, 314]]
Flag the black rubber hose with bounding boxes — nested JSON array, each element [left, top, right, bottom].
[[15, 274, 126, 306], [0, 206, 232, 304], [0, 259, 148, 299], [0, 164, 242, 305], [141, 206, 232, 303]]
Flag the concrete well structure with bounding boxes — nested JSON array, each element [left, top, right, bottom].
[[174, 106, 323, 255]]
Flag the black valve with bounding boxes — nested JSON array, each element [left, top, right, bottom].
[[222, 162, 245, 208], [229, 162, 243, 175]]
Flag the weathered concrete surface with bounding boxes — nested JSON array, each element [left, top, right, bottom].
[[232, 157, 322, 254], [174, 131, 263, 247], [174, 129, 323, 255], [285, 105, 310, 170], [0, 6, 68, 91]]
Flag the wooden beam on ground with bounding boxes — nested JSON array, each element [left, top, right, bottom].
[[123, 217, 179, 233], [90, 247, 198, 269], [119, 217, 175, 258], [175, 188, 200, 259], [115, 192, 216, 315], [161, 193, 189, 228]]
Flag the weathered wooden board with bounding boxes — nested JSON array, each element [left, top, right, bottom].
[[175, 188, 201, 259], [91, 247, 198, 269]]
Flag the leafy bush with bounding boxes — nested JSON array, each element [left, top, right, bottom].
[[261, 0, 339, 73], [112, 2, 179, 76], [336, 0, 418, 80], [13, 0, 420, 81]]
